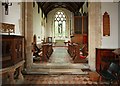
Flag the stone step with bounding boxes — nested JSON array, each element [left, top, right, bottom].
[[26, 68, 88, 75], [32, 63, 89, 69]]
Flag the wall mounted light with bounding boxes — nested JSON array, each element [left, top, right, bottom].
[[2, 0, 12, 15]]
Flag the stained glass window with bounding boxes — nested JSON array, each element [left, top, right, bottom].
[[54, 11, 66, 38]]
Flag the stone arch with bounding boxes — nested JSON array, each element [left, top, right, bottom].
[[23, 2, 102, 72]]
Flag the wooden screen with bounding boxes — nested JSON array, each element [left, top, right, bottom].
[[74, 16, 82, 34], [74, 16, 88, 34]]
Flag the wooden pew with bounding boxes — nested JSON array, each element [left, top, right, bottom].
[[73, 44, 88, 63], [68, 43, 88, 63], [68, 43, 77, 59], [42, 43, 53, 62]]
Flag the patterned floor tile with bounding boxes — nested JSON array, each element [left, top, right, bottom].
[[22, 74, 116, 85], [23, 74, 97, 84]]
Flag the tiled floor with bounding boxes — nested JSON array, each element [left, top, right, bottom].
[[23, 74, 98, 85]]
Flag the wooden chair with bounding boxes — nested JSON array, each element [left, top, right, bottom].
[[99, 62, 120, 85]]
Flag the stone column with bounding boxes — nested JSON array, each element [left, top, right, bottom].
[[88, 2, 102, 71], [25, 2, 33, 70]]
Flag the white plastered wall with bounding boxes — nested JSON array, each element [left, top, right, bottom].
[[33, 3, 46, 44], [101, 2, 119, 48], [33, 3, 42, 44]]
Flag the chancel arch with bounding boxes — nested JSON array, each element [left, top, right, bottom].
[[24, 2, 102, 72]]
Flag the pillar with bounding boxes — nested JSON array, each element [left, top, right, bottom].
[[88, 2, 102, 71], [25, 2, 33, 70], [118, 2, 120, 47]]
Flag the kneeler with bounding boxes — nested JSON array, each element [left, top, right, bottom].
[[79, 55, 86, 59]]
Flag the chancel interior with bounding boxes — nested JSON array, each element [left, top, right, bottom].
[[0, 1, 120, 85]]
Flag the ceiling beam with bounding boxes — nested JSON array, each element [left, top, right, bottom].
[[37, 2, 84, 16]]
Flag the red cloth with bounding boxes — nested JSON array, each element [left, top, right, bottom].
[[79, 55, 86, 59]]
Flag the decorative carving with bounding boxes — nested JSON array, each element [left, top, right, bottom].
[[103, 12, 110, 36], [0, 23, 15, 35], [16, 40, 22, 58]]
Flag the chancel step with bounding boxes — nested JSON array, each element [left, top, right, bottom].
[[32, 63, 89, 69], [26, 68, 88, 75]]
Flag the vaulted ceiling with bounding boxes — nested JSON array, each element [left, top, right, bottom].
[[37, 2, 84, 17]]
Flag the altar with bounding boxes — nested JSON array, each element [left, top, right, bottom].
[[54, 38, 70, 46]]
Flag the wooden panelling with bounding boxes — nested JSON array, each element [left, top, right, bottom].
[[74, 16, 82, 34], [71, 34, 88, 45], [71, 34, 83, 44], [0, 35, 24, 68], [74, 16, 88, 34]]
